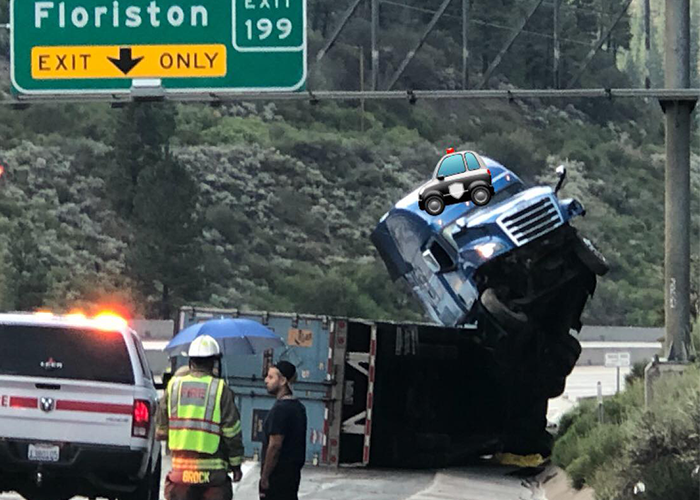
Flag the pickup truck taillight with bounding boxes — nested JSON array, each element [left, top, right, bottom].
[[132, 399, 151, 438]]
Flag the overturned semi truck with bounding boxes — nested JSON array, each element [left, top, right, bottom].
[[370, 154, 609, 454], [173, 306, 561, 469], [166, 159, 608, 467]]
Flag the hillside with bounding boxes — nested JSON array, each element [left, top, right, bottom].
[[0, 1, 699, 327]]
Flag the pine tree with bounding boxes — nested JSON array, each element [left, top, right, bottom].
[[108, 103, 176, 218], [109, 102, 204, 319], [129, 155, 204, 319]]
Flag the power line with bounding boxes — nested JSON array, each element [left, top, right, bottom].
[[541, 0, 660, 16], [380, 0, 592, 46]]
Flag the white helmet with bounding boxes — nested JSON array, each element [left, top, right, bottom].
[[188, 335, 221, 358]]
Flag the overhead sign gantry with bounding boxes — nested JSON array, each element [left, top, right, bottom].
[[10, 0, 307, 96]]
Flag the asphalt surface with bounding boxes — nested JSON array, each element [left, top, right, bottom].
[[2, 365, 631, 500], [0, 454, 543, 500], [232, 461, 543, 500]]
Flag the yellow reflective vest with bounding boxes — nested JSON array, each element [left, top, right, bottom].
[[167, 373, 225, 454], [157, 369, 244, 477]]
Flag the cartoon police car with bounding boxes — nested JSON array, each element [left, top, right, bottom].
[[418, 149, 494, 216]]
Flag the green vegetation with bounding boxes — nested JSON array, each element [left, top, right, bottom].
[[552, 362, 699, 499], [0, 1, 699, 323]]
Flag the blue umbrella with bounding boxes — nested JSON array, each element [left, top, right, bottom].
[[164, 318, 285, 356]]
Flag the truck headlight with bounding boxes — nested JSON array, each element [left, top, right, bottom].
[[475, 242, 503, 259]]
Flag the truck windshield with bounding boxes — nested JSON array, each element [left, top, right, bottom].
[[0, 325, 134, 384]]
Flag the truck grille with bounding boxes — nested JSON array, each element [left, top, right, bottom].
[[498, 196, 563, 246]]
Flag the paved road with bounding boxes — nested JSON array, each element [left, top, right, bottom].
[[1, 365, 626, 500], [1, 454, 544, 500]]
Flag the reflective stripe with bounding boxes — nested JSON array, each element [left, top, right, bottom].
[[222, 420, 241, 438], [229, 456, 242, 467], [172, 457, 228, 470], [168, 374, 224, 454], [169, 379, 181, 419], [203, 379, 220, 423], [173, 458, 226, 466], [170, 419, 221, 434]]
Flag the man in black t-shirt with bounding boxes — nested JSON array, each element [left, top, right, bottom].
[[260, 361, 307, 500]]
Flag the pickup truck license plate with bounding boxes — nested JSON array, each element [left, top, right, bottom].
[[28, 444, 59, 462]]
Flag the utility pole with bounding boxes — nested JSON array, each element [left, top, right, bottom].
[[371, 0, 379, 91], [359, 45, 365, 132], [644, 0, 651, 88], [462, 0, 469, 89], [662, 0, 694, 363], [553, 0, 560, 88]]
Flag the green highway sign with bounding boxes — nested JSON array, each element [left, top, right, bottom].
[[10, 0, 307, 95]]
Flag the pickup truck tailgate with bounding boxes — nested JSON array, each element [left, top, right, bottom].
[[0, 323, 137, 446], [0, 377, 135, 446]]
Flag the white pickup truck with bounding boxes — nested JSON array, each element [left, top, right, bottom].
[[0, 312, 162, 500]]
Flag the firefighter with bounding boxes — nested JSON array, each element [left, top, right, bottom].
[[156, 335, 244, 500]]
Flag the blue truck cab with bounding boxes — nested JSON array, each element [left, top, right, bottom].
[[371, 155, 606, 330]]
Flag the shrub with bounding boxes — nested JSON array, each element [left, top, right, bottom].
[[478, 129, 548, 181], [561, 423, 627, 490], [625, 360, 647, 386], [555, 366, 700, 498]]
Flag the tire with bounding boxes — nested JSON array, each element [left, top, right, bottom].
[[150, 453, 162, 500], [480, 288, 528, 328], [554, 334, 582, 375], [573, 235, 609, 276], [424, 195, 445, 216], [543, 376, 567, 398], [539, 334, 581, 394], [123, 454, 161, 500], [470, 186, 492, 206]]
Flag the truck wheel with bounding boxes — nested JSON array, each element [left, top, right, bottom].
[[554, 334, 582, 375], [123, 454, 161, 500], [150, 454, 162, 500], [471, 186, 492, 206], [480, 288, 528, 328], [425, 195, 445, 216], [573, 235, 609, 276], [543, 376, 567, 398]]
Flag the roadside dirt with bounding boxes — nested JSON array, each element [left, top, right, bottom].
[[538, 466, 595, 500]]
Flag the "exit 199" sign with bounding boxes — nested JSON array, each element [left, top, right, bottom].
[[10, 0, 306, 95]]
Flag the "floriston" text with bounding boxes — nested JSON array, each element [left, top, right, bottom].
[[34, 1, 210, 29]]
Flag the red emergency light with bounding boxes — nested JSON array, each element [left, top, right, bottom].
[[0, 165, 5, 177], [445, 147, 455, 154]]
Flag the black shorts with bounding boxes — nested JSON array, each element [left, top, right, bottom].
[[261, 464, 302, 500]]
